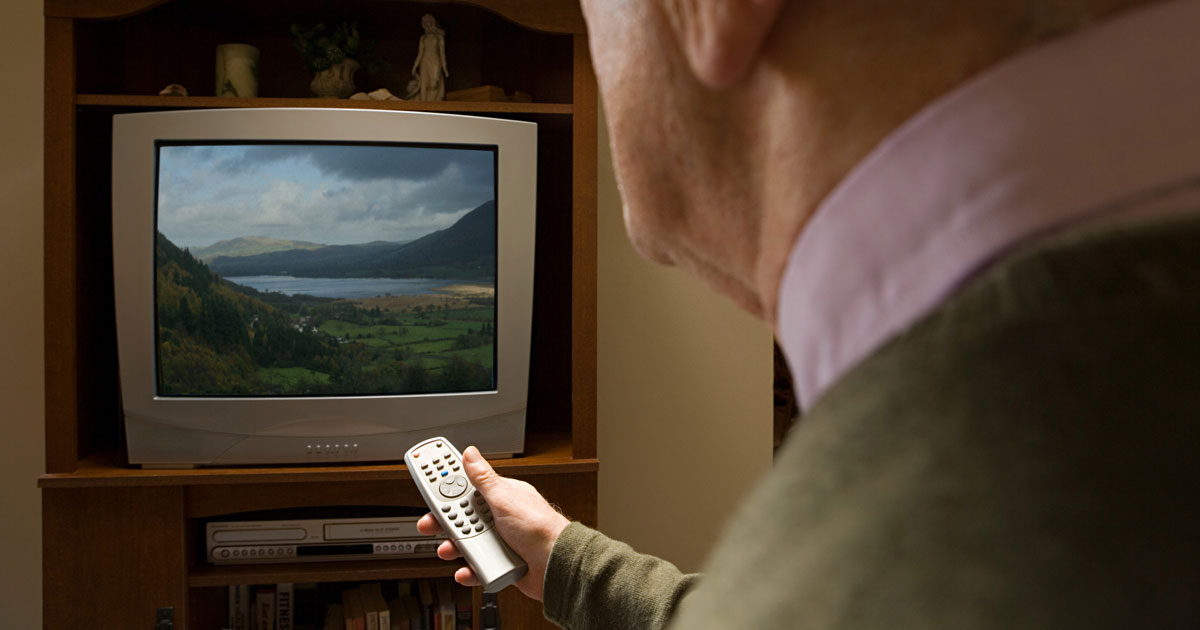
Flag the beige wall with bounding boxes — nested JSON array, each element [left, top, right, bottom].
[[0, 0, 770, 621], [0, 0, 44, 626], [595, 111, 773, 572]]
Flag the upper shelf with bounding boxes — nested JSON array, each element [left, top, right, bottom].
[[46, 0, 587, 35], [76, 94, 573, 115]]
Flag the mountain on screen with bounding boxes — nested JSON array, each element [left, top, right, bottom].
[[206, 200, 496, 279]]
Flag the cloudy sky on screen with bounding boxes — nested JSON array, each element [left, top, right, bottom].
[[156, 143, 495, 247]]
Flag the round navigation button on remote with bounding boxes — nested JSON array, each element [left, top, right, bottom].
[[438, 474, 469, 498]]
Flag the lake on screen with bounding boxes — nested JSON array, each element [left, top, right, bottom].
[[226, 275, 456, 299]]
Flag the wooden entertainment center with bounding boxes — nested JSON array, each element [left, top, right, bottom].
[[38, 0, 597, 627]]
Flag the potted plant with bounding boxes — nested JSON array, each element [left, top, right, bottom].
[[291, 22, 383, 98]]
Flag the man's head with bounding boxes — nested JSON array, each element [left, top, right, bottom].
[[580, 0, 1155, 327]]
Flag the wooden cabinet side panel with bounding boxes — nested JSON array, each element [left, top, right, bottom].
[[44, 16, 79, 473], [44, 487, 188, 628], [571, 34, 599, 460]]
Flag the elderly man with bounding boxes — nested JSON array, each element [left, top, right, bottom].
[[420, 0, 1200, 627]]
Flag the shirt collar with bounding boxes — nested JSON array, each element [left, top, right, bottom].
[[777, 0, 1200, 409]]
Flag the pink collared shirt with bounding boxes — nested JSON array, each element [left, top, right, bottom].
[[777, 0, 1200, 409]]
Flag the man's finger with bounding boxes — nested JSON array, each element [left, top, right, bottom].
[[417, 513, 444, 536], [462, 445, 503, 498], [438, 539, 461, 561], [454, 566, 482, 588]]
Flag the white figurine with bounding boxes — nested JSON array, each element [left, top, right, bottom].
[[411, 14, 448, 101]]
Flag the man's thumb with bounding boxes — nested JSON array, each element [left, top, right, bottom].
[[462, 446, 502, 497]]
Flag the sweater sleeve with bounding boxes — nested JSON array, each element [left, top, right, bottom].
[[542, 522, 700, 630]]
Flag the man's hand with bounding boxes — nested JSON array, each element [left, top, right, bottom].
[[416, 445, 570, 601]]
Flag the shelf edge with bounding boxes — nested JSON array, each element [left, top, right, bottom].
[[75, 94, 574, 115]]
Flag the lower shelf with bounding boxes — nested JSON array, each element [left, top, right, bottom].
[[189, 557, 462, 588]]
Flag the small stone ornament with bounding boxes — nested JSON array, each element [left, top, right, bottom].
[[348, 88, 401, 101]]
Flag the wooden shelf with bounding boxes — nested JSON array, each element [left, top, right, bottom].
[[188, 558, 461, 588], [76, 93, 574, 115], [39, 432, 594, 488], [44, 0, 594, 626]]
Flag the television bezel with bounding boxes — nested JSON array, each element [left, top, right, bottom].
[[112, 108, 536, 466]]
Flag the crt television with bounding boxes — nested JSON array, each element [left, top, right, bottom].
[[112, 108, 536, 467]]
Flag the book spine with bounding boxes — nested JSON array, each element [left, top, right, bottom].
[[229, 584, 250, 630], [275, 583, 294, 630], [254, 586, 276, 630]]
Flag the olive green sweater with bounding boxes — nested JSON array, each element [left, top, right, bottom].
[[543, 214, 1200, 629]]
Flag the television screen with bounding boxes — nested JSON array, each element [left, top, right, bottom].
[[154, 141, 498, 398]]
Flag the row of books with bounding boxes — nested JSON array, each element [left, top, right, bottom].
[[226, 579, 487, 630]]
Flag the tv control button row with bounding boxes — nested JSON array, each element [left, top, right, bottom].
[[438, 475, 469, 498]]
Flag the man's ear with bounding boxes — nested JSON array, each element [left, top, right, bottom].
[[671, 0, 785, 89]]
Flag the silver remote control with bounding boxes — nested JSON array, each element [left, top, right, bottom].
[[404, 437, 528, 593]]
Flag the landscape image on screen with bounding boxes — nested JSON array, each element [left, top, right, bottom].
[[154, 142, 497, 397]]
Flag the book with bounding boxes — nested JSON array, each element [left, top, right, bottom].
[[387, 596, 412, 630], [434, 580, 455, 630], [229, 585, 250, 630], [254, 585, 276, 630], [324, 604, 345, 630], [294, 583, 320, 629], [275, 583, 294, 630], [404, 595, 426, 630], [359, 588, 379, 630], [453, 584, 473, 630], [342, 589, 365, 630], [417, 580, 435, 630], [361, 583, 390, 630]]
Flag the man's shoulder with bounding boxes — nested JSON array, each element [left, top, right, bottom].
[[670, 211, 1200, 629]]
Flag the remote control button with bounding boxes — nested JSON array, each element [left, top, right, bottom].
[[459, 499, 469, 507], [469, 516, 479, 524], [464, 507, 474, 516], [448, 511, 458, 520], [421, 463, 429, 469], [452, 465, 460, 471], [438, 475, 468, 498], [436, 441, 443, 447], [461, 527, 471, 534], [455, 519, 464, 527], [441, 505, 451, 512], [475, 524, 485, 532], [436, 464, 445, 470], [440, 470, 449, 477], [473, 490, 481, 498], [483, 513, 493, 523]]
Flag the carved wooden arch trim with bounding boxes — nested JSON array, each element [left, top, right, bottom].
[[45, 0, 587, 34]]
